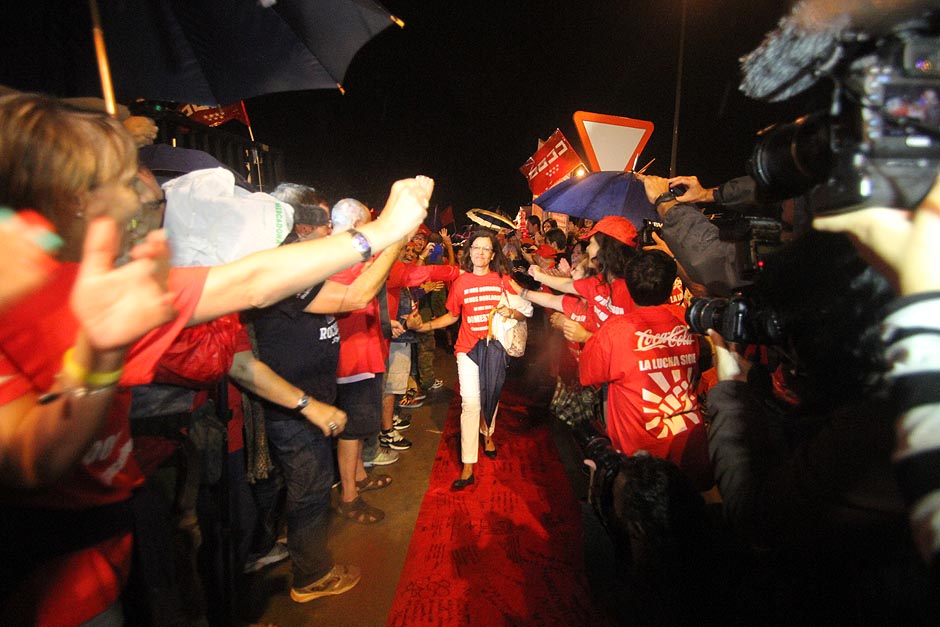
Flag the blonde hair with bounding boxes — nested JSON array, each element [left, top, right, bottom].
[[0, 94, 137, 225]]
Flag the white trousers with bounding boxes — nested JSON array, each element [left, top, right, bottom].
[[456, 352, 497, 464]]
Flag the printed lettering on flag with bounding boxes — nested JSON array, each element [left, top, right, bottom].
[[519, 129, 584, 196], [178, 102, 250, 127]]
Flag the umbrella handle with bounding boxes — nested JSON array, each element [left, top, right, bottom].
[[88, 0, 117, 117]]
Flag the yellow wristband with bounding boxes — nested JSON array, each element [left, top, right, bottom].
[[61, 347, 89, 383], [62, 347, 124, 388]]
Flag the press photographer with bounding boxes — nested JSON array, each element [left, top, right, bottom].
[[660, 1, 940, 621], [569, 417, 724, 625]]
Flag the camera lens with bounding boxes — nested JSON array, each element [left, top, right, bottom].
[[686, 297, 726, 336], [749, 112, 833, 201]]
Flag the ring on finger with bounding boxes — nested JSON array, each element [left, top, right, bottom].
[[328, 422, 338, 432]]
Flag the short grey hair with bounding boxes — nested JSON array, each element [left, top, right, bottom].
[[331, 198, 370, 232], [271, 182, 328, 209]]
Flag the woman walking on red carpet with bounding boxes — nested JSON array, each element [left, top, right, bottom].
[[408, 230, 527, 490]]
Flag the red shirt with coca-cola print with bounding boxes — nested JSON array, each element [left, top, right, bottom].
[[579, 303, 712, 489]]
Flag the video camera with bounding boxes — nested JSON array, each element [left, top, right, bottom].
[[570, 418, 626, 533], [742, 3, 940, 215], [685, 295, 784, 345]]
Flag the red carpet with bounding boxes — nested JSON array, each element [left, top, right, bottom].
[[386, 385, 613, 627]]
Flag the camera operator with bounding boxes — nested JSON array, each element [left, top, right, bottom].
[[814, 174, 940, 574], [704, 228, 937, 622], [636, 173, 802, 297]]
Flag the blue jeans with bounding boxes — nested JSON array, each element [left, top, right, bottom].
[[264, 418, 334, 587]]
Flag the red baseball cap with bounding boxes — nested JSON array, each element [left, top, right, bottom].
[[581, 216, 638, 247]]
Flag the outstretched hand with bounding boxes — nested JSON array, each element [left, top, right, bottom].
[[667, 175, 712, 204], [635, 173, 671, 204], [70, 218, 176, 350], [812, 177, 940, 296], [707, 329, 751, 383], [561, 318, 592, 344]]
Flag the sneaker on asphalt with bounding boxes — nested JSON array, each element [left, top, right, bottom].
[[363, 446, 400, 468], [243, 542, 290, 574], [290, 564, 361, 603], [430, 378, 444, 389], [397, 389, 424, 408], [379, 428, 412, 451], [392, 413, 411, 431]]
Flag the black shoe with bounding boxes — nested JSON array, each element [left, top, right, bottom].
[[481, 434, 497, 459], [451, 475, 475, 491]]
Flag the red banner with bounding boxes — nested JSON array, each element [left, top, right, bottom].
[[439, 205, 454, 227], [178, 102, 250, 127], [519, 129, 583, 196]]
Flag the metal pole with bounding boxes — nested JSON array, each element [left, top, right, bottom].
[[669, 0, 688, 177]]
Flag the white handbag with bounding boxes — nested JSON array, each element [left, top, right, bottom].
[[488, 289, 533, 357]]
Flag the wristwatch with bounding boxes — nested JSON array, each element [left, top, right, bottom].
[[294, 394, 311, 411], [654, 191, 677, 206], [346, 228, 372, 261]]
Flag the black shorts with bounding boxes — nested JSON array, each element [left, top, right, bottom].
[[334, 376, 383, 440]]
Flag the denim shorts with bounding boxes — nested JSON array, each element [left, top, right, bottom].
[[335, 375, 383, 440]]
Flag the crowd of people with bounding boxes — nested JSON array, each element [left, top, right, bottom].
[[2, 84, 940, 627]]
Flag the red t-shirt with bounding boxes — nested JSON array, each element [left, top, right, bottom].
[[579, 305, 711, 488], [0, 262, 208, 627], [331, 262, 388, 380], [572, 275, 636, 330], [385, 262, 460, 322], [445, 271, 513, 354]]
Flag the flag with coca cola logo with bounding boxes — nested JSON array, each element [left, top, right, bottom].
[[519, 129, 584, 196]]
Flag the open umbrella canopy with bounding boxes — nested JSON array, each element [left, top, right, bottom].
[[467, 338, 509, 429], [533, 171, 659, 227], [1, 0, 399, 106], [466, 208, 517, 232]]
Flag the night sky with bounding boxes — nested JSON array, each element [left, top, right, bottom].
[[244, 0, 826, 216], [0, 1, 831, 218]]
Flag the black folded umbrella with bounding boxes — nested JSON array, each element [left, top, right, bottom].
[[467, 337, 509, 430]]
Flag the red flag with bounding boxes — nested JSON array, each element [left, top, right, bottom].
[[178, 102, 251, 127], [440, 205, 454, 227], [519, 129, 584, 196]]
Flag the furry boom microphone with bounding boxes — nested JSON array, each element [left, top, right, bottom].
[[739, 0, 938, 102]]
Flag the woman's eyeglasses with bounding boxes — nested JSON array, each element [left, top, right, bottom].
[[470, 245, 493, 253]]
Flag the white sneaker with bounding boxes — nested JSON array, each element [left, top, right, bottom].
[[244, 542, 289, 573], [363, 446, 400, 468]]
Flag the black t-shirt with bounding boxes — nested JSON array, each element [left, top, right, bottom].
[[248, 283, 340, 421]]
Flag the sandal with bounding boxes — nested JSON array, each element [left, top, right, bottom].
[[356, 473, 392, 493], [335, 496, 385, 524]]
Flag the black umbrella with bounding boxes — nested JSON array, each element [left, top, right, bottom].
[[533, 171, 659, 227], [139, 144, 253, 189], [1, 0, 401, 106], [467, 337, 509, 430]]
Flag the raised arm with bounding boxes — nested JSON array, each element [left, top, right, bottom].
[[528, 264, 577, 294], [192, 177, 431, 325], [305, 239, 407, 314]]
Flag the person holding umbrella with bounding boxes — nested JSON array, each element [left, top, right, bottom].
[[408, 230, 530, 490]]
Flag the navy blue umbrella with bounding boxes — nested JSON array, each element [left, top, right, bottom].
[[533, 171, 659, 227], [138, 145, 254, 190], [467, 338, 509, 430]]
